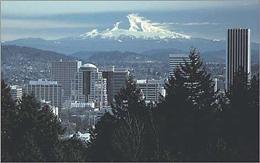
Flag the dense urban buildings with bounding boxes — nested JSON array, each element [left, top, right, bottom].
[[25, 79, 62, 110], [226, 28, 251, 90], [169, 54, 190, 76], [51, 60, 82, 101]]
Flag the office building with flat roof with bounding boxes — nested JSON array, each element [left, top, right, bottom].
[[169, 54, 190, 76], [51, 60, 82, 101], [10, 85, 23, 101], [226, 28, 251, 90], [25, 79, 62, 109]]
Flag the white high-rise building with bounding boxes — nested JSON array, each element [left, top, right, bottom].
[[169, 54, 190, 76], [226, 29, 251, 90], [136, 79, 164, 102], [10, 85, 23, 101], [71, 63, 108, 109], [51, 60, 82, 101], [25, 79, 62, 109]]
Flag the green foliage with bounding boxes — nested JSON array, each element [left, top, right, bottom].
[[56, 137, 88, 162], [1, 80, 87, 162], [88, 76, 150, 161], [112, 75, 147, 118], [87, 113, 118, 161], [86, 48, 259, 161], [220, 69, 259, 161], [156, 48, 220, 161], [1, 80, 17, 161]]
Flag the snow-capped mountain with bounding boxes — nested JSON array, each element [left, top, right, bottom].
[[2, 13, 259, 55], [74, 14, 190, 40]]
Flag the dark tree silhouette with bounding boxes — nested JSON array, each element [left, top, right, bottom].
[[156, 48, 219, 161], [221, 68, 259, 161]]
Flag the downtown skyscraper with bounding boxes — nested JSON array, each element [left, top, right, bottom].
[[51, 60, 82, 102], [226, 29, 251, 90]]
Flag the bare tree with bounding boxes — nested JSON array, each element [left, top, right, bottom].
[[112, 111, 145, 161]]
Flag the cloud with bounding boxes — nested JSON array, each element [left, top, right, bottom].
[[181, 22, 219, 26], [2, 18, 101, 29], [165, 22, 221, 26]]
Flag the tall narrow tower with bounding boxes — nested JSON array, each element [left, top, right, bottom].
[[226, 29, 251, 90]]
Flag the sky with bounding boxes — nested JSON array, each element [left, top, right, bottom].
[[1, 1, 259, 42]]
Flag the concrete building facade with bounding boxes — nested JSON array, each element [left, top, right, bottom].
[[51, 60, 82, 101], [25, 79, 62, 109], [71, 63, 108, 109], [10, 85, 23, 101]]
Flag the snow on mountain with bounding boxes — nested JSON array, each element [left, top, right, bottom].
[[78, 29, 99, 39], [75, 14, 190, 40]]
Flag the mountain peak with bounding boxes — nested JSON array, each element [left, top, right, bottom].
[[76, 14, 191, 40]]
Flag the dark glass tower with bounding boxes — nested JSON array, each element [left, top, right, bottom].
[[226, 29, 251, 90]]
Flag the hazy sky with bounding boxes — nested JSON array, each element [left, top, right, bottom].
[[1, 1, 259, 42]]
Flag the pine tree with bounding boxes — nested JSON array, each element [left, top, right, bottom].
[[87, 76, 151, 161], [221, 68, 259, 161], [16, 131, 43, 161], [56, 136, 88, 162], [156, 48, 219, 161], [1, 80, 67, 161], [87, 112, 118, 161], [112, 75, 147, 118], [111, 75, 150, 161], [1, 80, 17, 161]]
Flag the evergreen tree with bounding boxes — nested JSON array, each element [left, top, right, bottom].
[[221, 68, 259, 161], [87, 112, 118, 161], [1, 80, 68, 161], [56, 136, 88, 162], [112, 75, 148, 118], [156, 48, 219, 161], [87, 76, 151, 161], [16, 131, 43, 161], [1, 80, 17, 161], [111, 75, 150, 161]]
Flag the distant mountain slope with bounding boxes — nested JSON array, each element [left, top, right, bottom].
[[2, 45, 77, 62], [1, 45, 78, 85], [140, 48, 188, 61], [69, 51, 98, 60], [200, 50, 259, 63], [3, 14, 258, 55], [88, 51, 148, 62]]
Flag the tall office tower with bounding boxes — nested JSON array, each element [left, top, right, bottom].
[[136, 79, 163, 102], [169, 54, 190, 76], [71, 71, 85, 103], [101, 66, 130, 105], [51, 60, 82, 101], [71, 63, 108, 109], [112, 69, 130, 101], [10, 85, 23, 101], [101, 66, 114, 105], [226, 29, 251, 90], [25, 79, 62, 109]]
